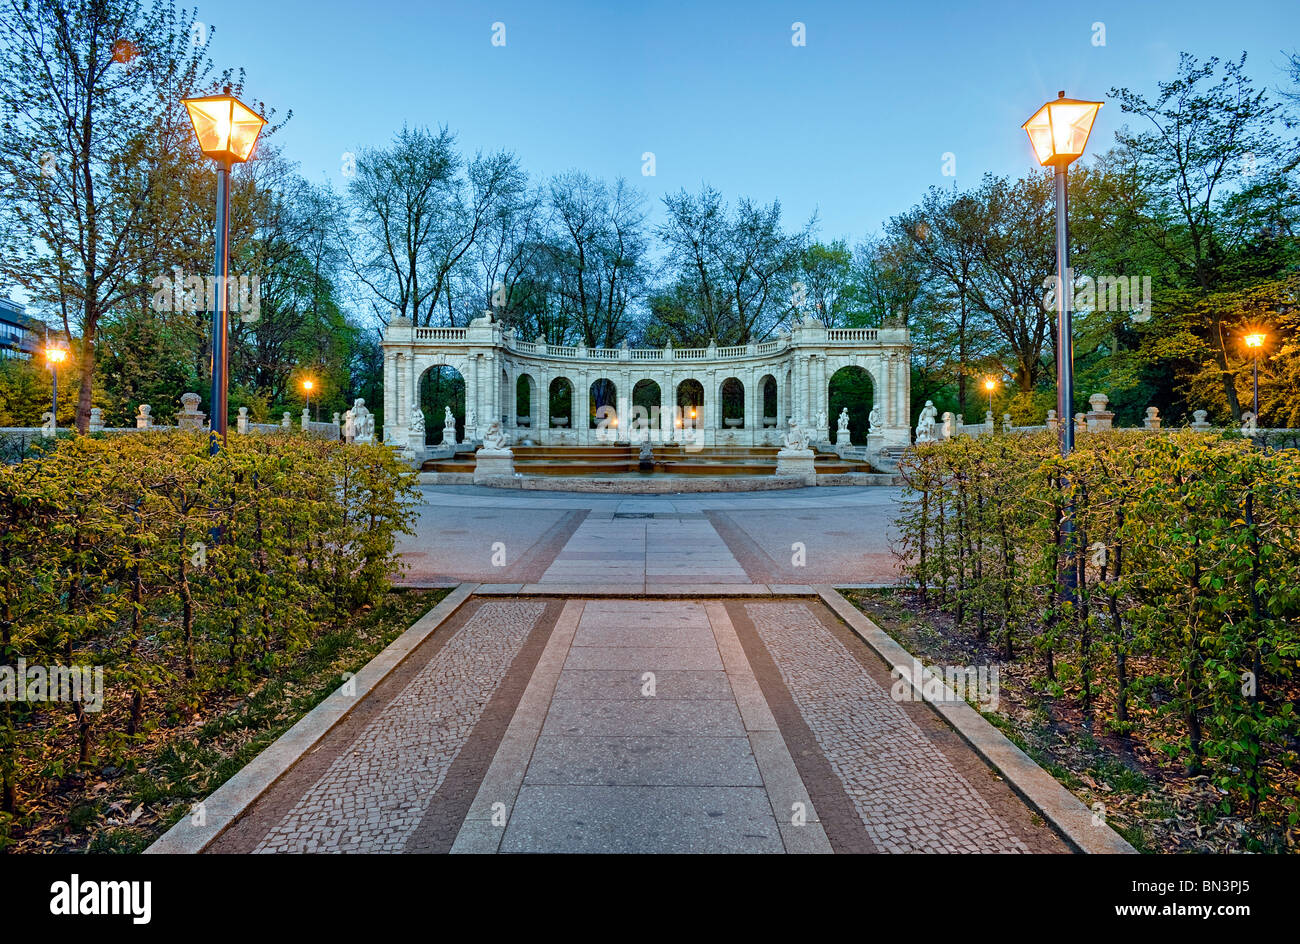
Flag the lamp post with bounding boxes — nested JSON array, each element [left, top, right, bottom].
[[984, 377, 996, 424], [1244, 333, 1265, 420], [46, 346, 67, 431], [304, 379, 315, 422], [1023, 90, 1102, 602], [182, 87, 267, 455]]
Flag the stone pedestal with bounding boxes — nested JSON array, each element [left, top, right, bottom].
[[176, 392, 206, 430], [473, 448, 515, 482], [774, 448, 816, 478], [1085, 393, 1115, 431]]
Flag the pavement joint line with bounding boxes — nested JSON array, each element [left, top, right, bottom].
[[144, 582, 481, 855], [813, 586, 1137, 855], [450, 599, 584, 852], [704, 601, 832, 854]]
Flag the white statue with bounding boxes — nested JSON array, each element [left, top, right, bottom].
[[868, 405, 881, 430], [352, 398, 374, 443], [815, 409, 827, 431], [410, 401, 425, 435], [442, 406, 457, 445], [481, 419, 509, 451], [343, 407, 355, 443], [466, 408, 477, 440], [782, 416, 810, 452], [915, 400, 939, 444]]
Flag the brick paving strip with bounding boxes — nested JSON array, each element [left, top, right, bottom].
[[200, 596, 561, 853], [732, 600, 1050, 852]]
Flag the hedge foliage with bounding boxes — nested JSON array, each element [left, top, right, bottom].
[[0, 432, 418, 844], [896, 430, 1300, 830]]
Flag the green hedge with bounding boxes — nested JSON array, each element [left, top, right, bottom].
[[895, 430, 1300, 834], [0, 432, 419, 843]]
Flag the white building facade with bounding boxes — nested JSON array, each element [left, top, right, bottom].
[[380, 313, 911, 455]]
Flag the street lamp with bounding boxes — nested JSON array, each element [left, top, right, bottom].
[[45, 346, 67, 432], [984, 377, 996, 422], [1244, 332, 1265, 419], [1024, 90, 1102, 603], [182, 87, 267, 454], [303, 378, 315, 422], [1023, 91, 1102, 457]]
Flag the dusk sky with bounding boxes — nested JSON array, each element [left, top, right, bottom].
[[203, 0, 1300, 244], [7, 3, 1291, 310]]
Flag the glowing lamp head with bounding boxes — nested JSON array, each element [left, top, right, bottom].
[[182, 87, 266, 164], [46, 347, 67, 365], [689, 408, 697, 418], [1244, 333, 1265, 349], [303, 380, 314, 392], [1022, 91, 1102, 168], [984, 379, 996, 392]]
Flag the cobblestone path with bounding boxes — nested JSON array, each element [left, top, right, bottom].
[[211, 596, 1066, 854]]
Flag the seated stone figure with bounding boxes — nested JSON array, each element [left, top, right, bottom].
[[481, 419, 510, 452], [782, 416, 810, 453]]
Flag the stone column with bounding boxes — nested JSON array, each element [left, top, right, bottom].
[[405, 352, 416, 429], [660, 374, 672, 442], [469, 354, 480, 437], [816, 356, 826, 427]]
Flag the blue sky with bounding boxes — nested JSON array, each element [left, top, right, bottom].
[[209, 0, 1297, 243]]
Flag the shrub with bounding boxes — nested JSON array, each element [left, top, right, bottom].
[[896, 430, 1300, 829], [0, 431, 418, 843]]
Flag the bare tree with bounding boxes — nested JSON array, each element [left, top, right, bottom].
[[0, 0, 225, 430]]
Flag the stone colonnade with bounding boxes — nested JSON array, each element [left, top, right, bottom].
[[380, 313, 912, 455]]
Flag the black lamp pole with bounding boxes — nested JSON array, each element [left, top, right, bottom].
[[208, 156, 232, 455]]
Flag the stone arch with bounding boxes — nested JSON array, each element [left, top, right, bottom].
[[759, 374, 778, 427], [589, 377, 617, 429], [516, 373, 537, 429], [676, 378, 704, 428], [549, 376, 574, 429], [417, 361, 467, 445], [719, 376, 745, 429], [632, 379, 661, 437], [829, 364, 875, 445]]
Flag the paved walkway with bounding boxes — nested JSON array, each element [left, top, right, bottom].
[[396, 485, 903, 587], [211, 596, 1065, 854]]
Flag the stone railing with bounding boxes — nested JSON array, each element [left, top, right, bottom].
[[2, 394, 357, 464], [932, 393, 1299, 445], [499, 334, 796, 362]]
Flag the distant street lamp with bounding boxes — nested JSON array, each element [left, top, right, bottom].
[[1244, 332, 1265, 419], [303, 378, 315, 422], [1023, 90, 1102, 603], [182, 87, 267, 454], [45, 346, 67, 432], [984, 377, 997, 421]]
